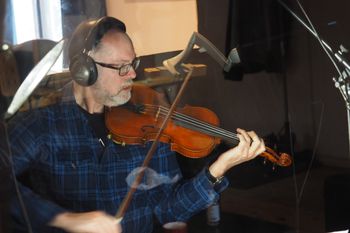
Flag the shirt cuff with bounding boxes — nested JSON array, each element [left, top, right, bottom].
[[193, 168, 229, 204], [203, 167, 229, 192]]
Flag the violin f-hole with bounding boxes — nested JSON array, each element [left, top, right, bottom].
[[141, 125, 156, 133]]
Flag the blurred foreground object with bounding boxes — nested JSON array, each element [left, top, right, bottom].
[[5, 39, 65, 119]]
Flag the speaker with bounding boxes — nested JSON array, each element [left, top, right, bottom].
[[68, 16, 126, 86]]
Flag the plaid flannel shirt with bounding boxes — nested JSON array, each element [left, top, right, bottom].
[[8, 90, 228, 233]]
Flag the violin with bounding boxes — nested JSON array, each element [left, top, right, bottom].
[[105, 84, 292, 167]]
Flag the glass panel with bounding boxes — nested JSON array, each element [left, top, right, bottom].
[[2, 1, 347, 233]]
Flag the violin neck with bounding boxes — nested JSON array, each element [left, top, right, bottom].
[[139, 103, 240, 145], [173, 119, 239, 145]]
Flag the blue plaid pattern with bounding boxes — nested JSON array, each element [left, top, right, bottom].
[[8, 96, 228, 233]]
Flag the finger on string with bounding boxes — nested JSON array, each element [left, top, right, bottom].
[[257, 138, 266, 154], [237, 128, 251, 145], [249, 137, 266, 156], [247, 131, 260, 148], [247, 131, 259, 142], [236, 132, 245, 144], [244, 131, 261, 154]]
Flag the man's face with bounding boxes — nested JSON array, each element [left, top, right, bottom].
[[90, 31, 137, 107]]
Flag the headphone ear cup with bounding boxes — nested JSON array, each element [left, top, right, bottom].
[[69, 53, 98, 86]]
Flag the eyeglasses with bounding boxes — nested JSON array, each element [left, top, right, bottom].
[[92, 57, 140, 76]]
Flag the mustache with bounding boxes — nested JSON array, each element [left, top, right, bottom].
[[121, 80, 133, 89]]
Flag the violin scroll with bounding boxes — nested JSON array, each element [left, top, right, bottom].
[[260, 146, 292, 167]]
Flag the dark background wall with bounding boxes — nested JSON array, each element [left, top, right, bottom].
[[168, 0, 350, 167]]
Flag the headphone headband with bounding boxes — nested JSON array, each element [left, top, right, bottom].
[[68, 16, 126, 86]]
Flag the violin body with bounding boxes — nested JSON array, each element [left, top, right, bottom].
[[105, 84, 221, 158], [106, 84, 292, 166], [110, 83, 292, 223]]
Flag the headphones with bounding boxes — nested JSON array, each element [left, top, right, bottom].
[[68, 16, 126, 86]]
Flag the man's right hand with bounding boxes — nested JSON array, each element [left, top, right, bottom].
[[49, 211, 122, 233]]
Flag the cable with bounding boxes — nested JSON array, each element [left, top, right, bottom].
[[278, 0, 343, 79], [0, 121, 33, 233], [297, 101, 324, 201], [276, 1, 333, 232], [294, 1, 350, 107], [292, 0, 343, 199]]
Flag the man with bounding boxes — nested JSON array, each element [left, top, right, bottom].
[[8, 17, 265, 233]]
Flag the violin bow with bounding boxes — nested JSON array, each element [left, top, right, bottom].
[[115, 67, 194, 221]]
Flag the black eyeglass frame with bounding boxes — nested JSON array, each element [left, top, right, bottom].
[[91, 57, 140, 76]]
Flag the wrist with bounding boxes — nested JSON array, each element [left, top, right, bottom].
[[206, 166, 224, 186], [208, 159, 227, 178]]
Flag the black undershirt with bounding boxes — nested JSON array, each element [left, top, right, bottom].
[[78, 106, 108, 144]]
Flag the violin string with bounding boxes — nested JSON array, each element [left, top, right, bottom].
[[137, 104, 287, 166], [160, 107, 238, 140], [142, 105, 280, 153], [141, 105, 215, 135], [142, 104, 232, 139], [156, 105, 238, 141], [141, 104, 240, 142], [133, 104, 289, 167], [161, 104, 275, 145]]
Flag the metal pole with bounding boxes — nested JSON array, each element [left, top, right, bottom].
[[278, 0, 350, 157], [346, 82, 350, 157]]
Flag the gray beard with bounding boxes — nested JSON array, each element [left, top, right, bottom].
[[92, 81, 132, 107]]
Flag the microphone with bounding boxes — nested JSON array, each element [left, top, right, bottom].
[[138, 64, 207, 88], [223, 48, 241, 72], [162, 32, 240, 76]]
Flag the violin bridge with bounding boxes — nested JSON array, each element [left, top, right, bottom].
[[155, 107, 161, 122]]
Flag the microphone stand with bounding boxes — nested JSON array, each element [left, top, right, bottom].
[[0, 120, 12, 233], [277, 0, 350, 156], [162, 32, 241, 76]]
